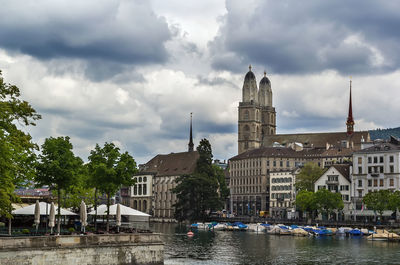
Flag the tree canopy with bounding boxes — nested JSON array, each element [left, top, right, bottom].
[[363, 190, 393, 218], [0, 70, 41, 219], [315, 188, 344, 217], [173, 139, 228, 222], [88, 142, 137, 231], [295, 162, 325, 191], [36, 136, 82, 234]]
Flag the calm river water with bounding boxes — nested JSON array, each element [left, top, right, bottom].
[[151, 223, 400, 265]]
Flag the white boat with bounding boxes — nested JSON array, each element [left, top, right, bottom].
[[247, 223, 266, 233]]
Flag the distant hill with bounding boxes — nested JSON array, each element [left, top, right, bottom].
[[369, 127, 400, 140]]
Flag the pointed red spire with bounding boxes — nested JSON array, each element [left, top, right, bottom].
[[346, 80, 354, 135]]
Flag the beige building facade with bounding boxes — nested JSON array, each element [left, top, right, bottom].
[[229, 147, 324, 216]]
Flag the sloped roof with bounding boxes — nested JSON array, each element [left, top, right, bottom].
[[321, 147, 354, 157], [331, 164, 351, 182], [263, 131, 370, 150], [355, 142, 400, 154], [141, 151, 199, 177], [230, 147, 325, 160]]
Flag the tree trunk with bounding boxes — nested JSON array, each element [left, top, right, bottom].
[[8, 201, 12, 235], [106, 193, 110, 232], [94, 188, 98, 232], [57, 187, 61, 235]]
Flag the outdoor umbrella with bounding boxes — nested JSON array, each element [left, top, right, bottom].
[[34, 200, 40, 234], [116, 203, 121, 232], [48, 202, 55, 234], [80, 201, 87, 233]]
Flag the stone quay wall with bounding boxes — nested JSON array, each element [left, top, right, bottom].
[[0, 233, 164, 265]]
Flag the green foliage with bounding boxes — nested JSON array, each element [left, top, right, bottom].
[[52, 164, 95, 211], [0, 70, 41, 218], [173, 139, 227, 222], [295, 190, 317, 216], [314, 188, 344, 217], [22, 229, 30, 234], [295, 162, 325, 191], [36, 136, 82, 233], [68, 227, 75, 233], [87, 142, 137, 231], [363, 190, 393, 217], [214, 165, 230, 202]]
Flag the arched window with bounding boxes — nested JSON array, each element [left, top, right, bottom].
[[143, 176, 147, 182], [138, 200, 142, 211], [244, 110, 249, 120], [143, 200, 147, 212], [133, 200, 138, 209]]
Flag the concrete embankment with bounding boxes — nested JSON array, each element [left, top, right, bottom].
[[0, 233, 164, 265]]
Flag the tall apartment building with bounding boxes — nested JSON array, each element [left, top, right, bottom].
[[351, 136, 400, 220]]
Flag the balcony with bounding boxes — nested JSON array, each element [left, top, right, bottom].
[[325, 180, 338, 185]]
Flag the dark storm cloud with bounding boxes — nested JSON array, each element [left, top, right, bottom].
[[0, 1, 171, 79], [210, 0, 400, 75]]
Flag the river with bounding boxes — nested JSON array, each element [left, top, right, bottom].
[[151, 223, 400, 265]]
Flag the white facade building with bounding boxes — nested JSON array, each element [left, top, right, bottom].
[[269, 169, 298, 219], [351, 137, 400, 220], [314, 164, 351, 220]]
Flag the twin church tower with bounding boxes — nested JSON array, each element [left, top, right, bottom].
[[238, 66, 276, 154]]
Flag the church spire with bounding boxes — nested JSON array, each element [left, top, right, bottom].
[[188, 112, 194, 152], [346, 79, 354, 136]]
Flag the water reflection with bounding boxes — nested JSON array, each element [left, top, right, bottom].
[[151, 223, 400, 265]]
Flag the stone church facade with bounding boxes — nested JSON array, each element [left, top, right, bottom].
[[229, 66, 371, 217], [238, 66, 276, 154]]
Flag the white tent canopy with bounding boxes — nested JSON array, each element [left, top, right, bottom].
[[12, 202, 77, 216], [88, 204, 150, 217]]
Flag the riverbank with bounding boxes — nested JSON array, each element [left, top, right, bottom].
[[0, 233, 164, 265], [207, 216, 400, 230]]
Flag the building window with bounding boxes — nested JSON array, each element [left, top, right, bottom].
[[390, 178, 394, 186], [374, 157, 378, 163], [138, 184, 142, 195], [373, 179, 377, 187], [380, 156, 384, 163], [368, 167, 372, 174], [358, 167, 362, 174], [368, 157, 372, 163], [280, 161, 283, 167], [368, 179, 372, 187], [380, 179, 384, 187], [390, 156, 394, 163], [390, 165, 394, 173], [143, 184, 147, 195], [358, 157, 362, 164], [273, 161, 276, 167], [134, 185, 138, 195], [286, 161, 290, 167], [244, 110, 249, 120], [358, 180, 362, 187]]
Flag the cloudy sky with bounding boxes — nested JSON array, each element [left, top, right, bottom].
[[1, 0, 400, 164]]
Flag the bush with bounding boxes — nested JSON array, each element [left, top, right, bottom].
[[22, 229, 30, 234], [68, 227, 75, 233]]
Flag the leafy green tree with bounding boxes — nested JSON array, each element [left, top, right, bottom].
[[315, 189, 344, 219], [295, 162, 325, 191], [88, 142, 137, 232], [214, 165, 230, 206], [0, 70, 40, 234], [36, 136, 81, 234], [295, 190, 317, 220], [173, 139, 226, 222], [363, 190, 391, 221], [52, 163, 95, 211]]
